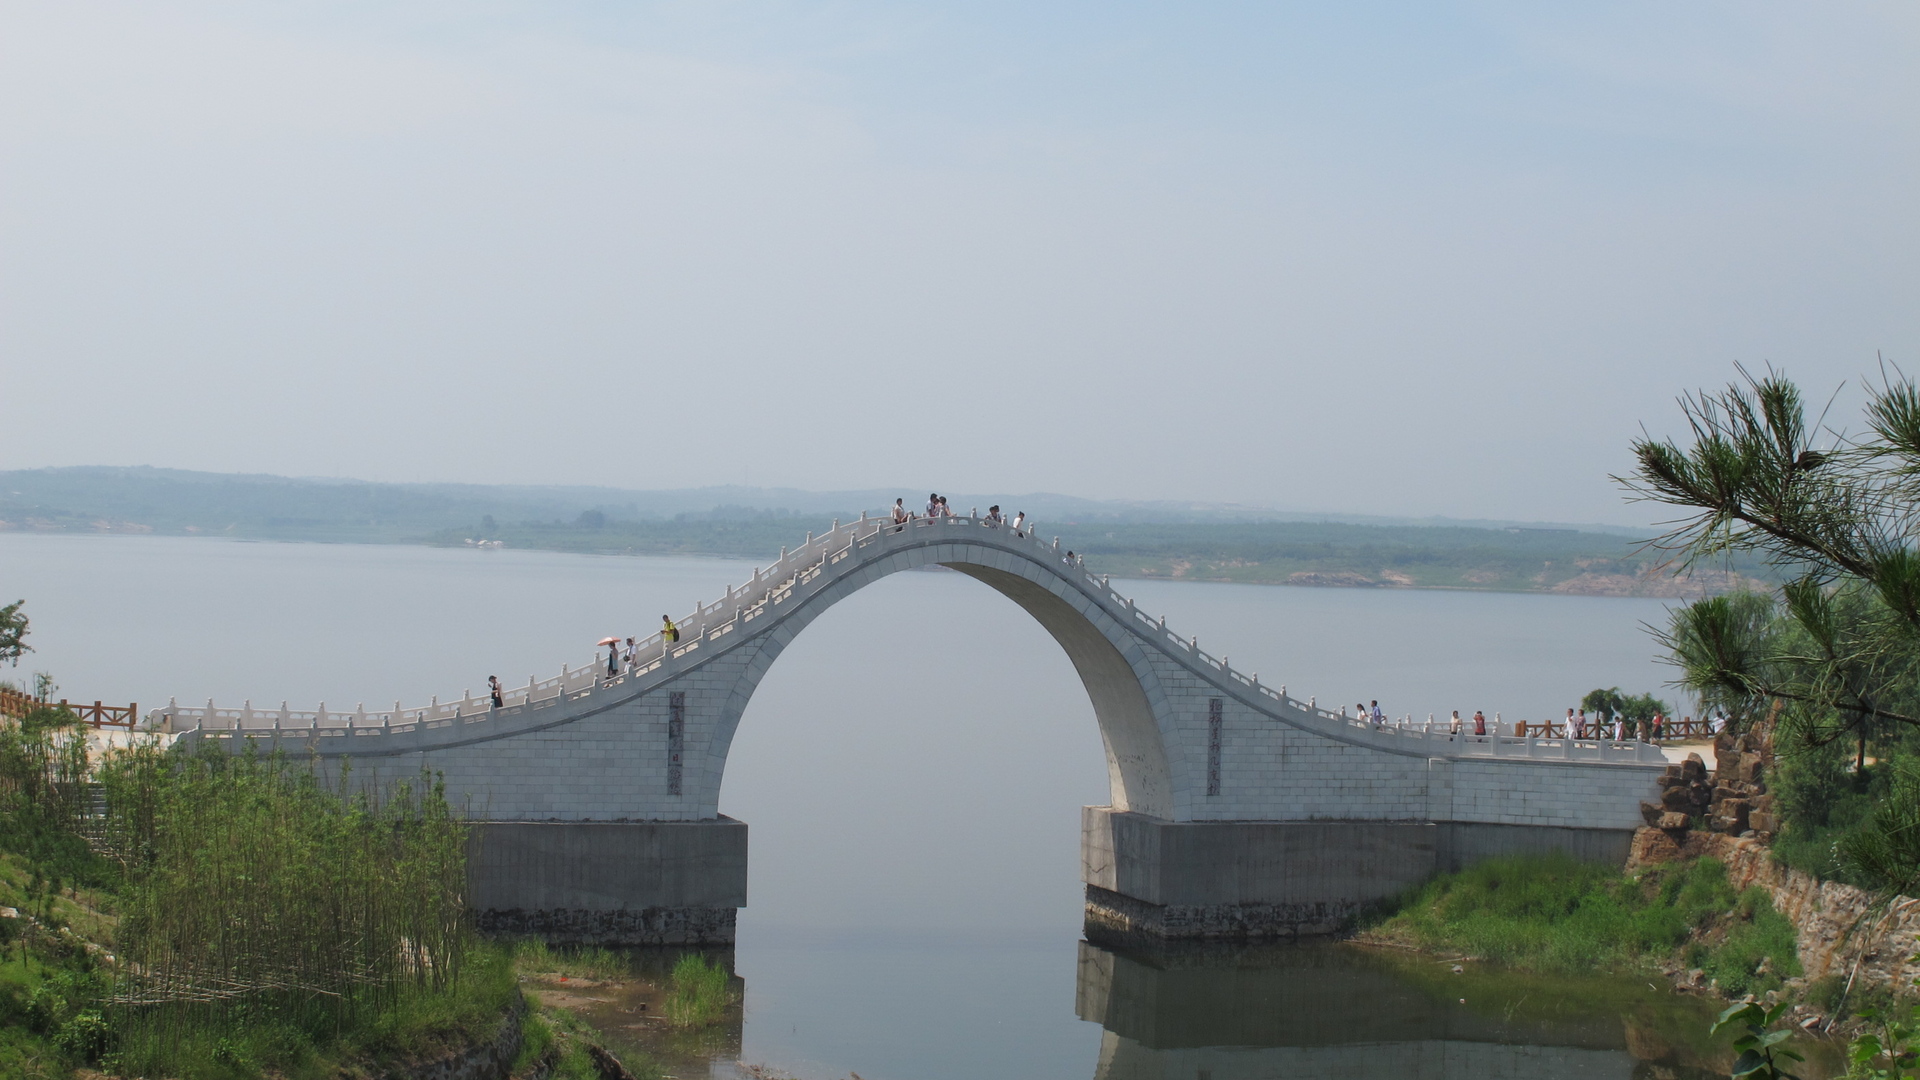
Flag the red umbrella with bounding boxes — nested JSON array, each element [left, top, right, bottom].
[[596, 636, 621, 646]]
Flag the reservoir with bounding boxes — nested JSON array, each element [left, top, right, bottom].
[[5, 533, 1740, 1078]]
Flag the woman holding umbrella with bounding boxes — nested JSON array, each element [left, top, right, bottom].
[[598, 636, 622, 679]]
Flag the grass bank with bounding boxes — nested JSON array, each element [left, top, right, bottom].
[[1366, 853, 1801, 998]]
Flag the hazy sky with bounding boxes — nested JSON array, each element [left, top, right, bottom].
[[2, 2, 1914, 524]]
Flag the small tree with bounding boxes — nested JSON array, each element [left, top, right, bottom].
[[1582, 687, 1627, 721], [1580, 687, 1671, 723], [0, 599, 28, 667]]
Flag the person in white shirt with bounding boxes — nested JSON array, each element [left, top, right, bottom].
[[1450, 710, 1462, 735], [1011, 511, 1026, 537], [926, 493, 941, 518], [892, 498, 910, 531]]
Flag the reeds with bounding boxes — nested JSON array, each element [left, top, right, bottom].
[[0, 700, 98, 891], [97, 744, 472, 1069], [661, 954, 735, 1028]]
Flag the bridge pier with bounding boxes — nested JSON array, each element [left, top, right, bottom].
[[1081, 806, 1637, 941], [465, 819, 747, 945]]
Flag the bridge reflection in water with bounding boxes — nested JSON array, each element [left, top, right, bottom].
[[1073, 938, 1738, 1080]]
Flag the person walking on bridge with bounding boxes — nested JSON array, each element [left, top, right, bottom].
[[1450, 709, 1462, 736], [1369, 700, 1386, 728], [1011, 511, 1026, 537], [488, 675, 504, 710], [1472, 710, 1487, 736], [624, 636, 639, 675], [892, 499, 910, 531], [662, 615, 680, 644], [1573, 709, 1589, 739]]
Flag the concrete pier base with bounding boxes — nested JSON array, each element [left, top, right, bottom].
[[467, 818, 748, 945], [1082, 806, 1634, 941]]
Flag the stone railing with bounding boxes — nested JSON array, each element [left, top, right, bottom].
[[153, 513, 1665, 765]]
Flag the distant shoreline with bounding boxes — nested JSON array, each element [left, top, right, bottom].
[[0, 525, 1760, 600]]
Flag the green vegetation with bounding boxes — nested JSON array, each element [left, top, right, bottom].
[[98, 746, 478, 1078], [1712, 1000, 1806, 1080], [0, 678, 521, 1079], [0, 600, 27, 667], [504, 942, 679, 1079], [1611, 368, 1920, 1076], [1581, 687, 1674, 724], [1763, 734, 1918, 886], [663, 954, 737, 1029], [512, 1001, 662, 1080], [1629, 369, 1920, 895], [512, 940, 632, 982], [1375, 854, 1800, 996]]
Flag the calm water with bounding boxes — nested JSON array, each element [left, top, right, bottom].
[[5, 533, 1739, 1079]]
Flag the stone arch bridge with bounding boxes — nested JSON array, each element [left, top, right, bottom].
[[158, 513, 1664, 943]]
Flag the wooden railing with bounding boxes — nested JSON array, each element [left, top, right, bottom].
[[1514, 717, 1718, 742], [62, 700, 140, 728], [0, 688, 138, 728], [0, 685, 33, 720]]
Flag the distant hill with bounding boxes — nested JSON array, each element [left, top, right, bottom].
[[0, 466, 1754, 596]]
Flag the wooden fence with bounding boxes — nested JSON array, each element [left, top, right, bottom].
[[0, 688, 139, 728]]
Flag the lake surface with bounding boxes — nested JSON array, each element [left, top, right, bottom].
[[5, 533, 1737, 1078]]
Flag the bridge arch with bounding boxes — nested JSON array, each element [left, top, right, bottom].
[[700, 533, 1178, 819]]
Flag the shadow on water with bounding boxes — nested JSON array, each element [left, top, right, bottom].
[[1075, 934, 1845, 1080]]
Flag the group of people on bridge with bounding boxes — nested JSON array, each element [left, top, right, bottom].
[[1551, 707, 1727, 743], [892, 494, 1027, 539], [1353, 699, 1732, 743], [597, 616, 683, 681]]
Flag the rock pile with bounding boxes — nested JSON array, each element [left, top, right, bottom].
[[1640, 731, 1777, 840]]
